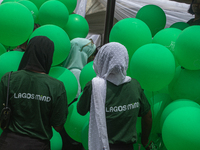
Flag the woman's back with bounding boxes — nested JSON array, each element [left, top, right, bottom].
[[0, 70, 67, 140]]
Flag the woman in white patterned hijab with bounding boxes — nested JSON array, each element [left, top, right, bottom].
[[89, 42, 131, 150]]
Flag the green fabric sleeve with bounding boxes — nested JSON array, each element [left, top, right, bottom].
[[50, 87, 68, 127], [138, 89, 151, 117], [77, 81, 92, 116]]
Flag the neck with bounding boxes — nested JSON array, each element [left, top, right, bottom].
[[29, 70, 46, 74]]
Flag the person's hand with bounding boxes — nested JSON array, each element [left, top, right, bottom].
[[144, 140, 152, 150]]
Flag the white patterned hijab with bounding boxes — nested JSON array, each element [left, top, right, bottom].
[[89, 42, 131, 150]]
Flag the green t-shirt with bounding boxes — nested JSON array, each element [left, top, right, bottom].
[[0, 70, 68, 140], [77, 78, 150, 144], [187, 18, 200, 26]]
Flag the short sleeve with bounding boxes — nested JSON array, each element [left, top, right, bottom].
[[77, 81, 92, 116], [50, 86, 68, 127], [138, 90, 151, 117]]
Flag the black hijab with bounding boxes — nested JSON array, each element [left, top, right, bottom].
[[18, 36, 54, 74]]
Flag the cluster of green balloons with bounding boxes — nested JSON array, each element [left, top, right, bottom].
[[44, 3, 200, 150], [162, 106, 200, 150], [34, 0, 89, 40], [111, 16, 200, 149], [64, 100, 90, 143], [2, 1, 200, 150], [160, 99, 200, 130], [0, 0, 89, 56]]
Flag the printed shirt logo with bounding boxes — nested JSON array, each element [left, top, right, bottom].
[[106, 102, 140, 113], [14, 93, 51, 102]]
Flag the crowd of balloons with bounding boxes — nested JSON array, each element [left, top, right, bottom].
[[0, 0, 200, 150]]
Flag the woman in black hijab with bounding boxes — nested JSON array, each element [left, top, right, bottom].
[[0, 36, 68, 150], [18, 36, 54, 74]]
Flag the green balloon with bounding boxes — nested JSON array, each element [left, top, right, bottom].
[[136, 5, 166, 37], [18, 0, 39, 21], [0, 43, 7, 56], [64, 101, 90, 143], [152, 28, 182, 53], [29, 0, 46, 10], [1, 0, 20, 4], [58, 0, 77, 14], [64, 14, 89, 40], [174, 25, 200, 70], [38, 0, 69, 28], [144, 86, 169, 101], [49, 66, 78, 104], [29, 24, 71, 66], [170, 22, 190, 30], [50, 128, 63, 150], [162, 107, 200, 150], [0, 51, 24, 78], [130, 43, 176, 91], [150, 93, 172, 135], [0, 2, 34, 46], [136, 117, 142, 135], [160, 99, 200, 131], [152, 28, 182, 67], [81, 122, 89, 150], [0, 128, 2, 135], [109, 18, 152, 60], [80, 61, 96, 90], [168, 66, 200, 104]]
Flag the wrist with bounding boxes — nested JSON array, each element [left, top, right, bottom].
[[141, 139, 149, 147], [144, 140, 151, 148]]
